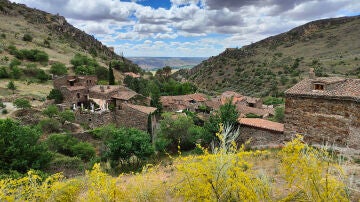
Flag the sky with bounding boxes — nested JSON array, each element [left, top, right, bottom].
[[9, 0, 360, 57]]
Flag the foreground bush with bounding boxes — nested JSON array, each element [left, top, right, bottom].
[[0, 129, 350, 201]]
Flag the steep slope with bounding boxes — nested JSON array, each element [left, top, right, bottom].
[[180, 15, 360, 97], [0, 0, 136, 70]]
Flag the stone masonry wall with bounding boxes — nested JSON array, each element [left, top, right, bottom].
[[114, 104, 149, 131], [285, 97, 360, 149], [60, 87, 88, 105], [75, 111, 113, 129], [239, 126, 287, 148]]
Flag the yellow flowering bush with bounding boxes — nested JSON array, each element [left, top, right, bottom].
[[279, 135, 349, 201], [0, 131, 352, 201]]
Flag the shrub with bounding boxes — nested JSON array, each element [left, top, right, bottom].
[[0, 67, 9, 78], [42, 105, 59, 118], [9, 58, 21, 68], [47, 134, 96, 161], [47, 89, 63, 104], [13, 98, 31, 109], [38, 118, 61, 133], [49, 154, 84, 171], [50, 62, 67, 76], [263, 96, 284, 105], [35, 51, 49, 63], [71, 142, 96, 161], [7, 80, 17, 94], [7, 45, 17, 55], [1, 109, 7, 114], [59, 110, 75, 124], [36, 69, 50, 82], [0, 119, 52, 172], [9, 66, 22, 79], [22, 33, 33, 42]]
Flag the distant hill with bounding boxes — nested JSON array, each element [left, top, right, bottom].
[[129, 57, 206, 70], [0, 0, 137, 72], [177, 15, 360, 97]]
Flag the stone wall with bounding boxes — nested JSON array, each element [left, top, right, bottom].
[[54, 76, 97, 90], [60, 87, 88, 105], [239, 126, 287, 148], [114, 104, 150, 131], [75, 110, 113, 129], [285, 96, 360, 149]]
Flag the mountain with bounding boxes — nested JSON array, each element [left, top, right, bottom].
[[129, 57, 207, 70], [178, 15, 360, 97], [0, 0, 136, 70]]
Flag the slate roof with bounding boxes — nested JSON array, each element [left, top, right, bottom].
[[239, 118, 284, 133], [125, 103, 157, 114], [65, 86, 86, 91], [89, 85, 120, 94], [237, 105, 274, 116], [112, 90, 138, 101], [285, 77, 360, 102]]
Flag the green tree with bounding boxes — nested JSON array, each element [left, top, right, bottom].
[[47, 89, 63, 104], [108, 66, 115, 85], [204, 100, 239, 145], [50, 62, 67, 76], [36, 69, 49, 82], [272, 106, 285, 123], [7, 80, 17, 94], [156, 113, 205, 152], [13, 98, 31, 109], [101, 126, 154, 166], [0, 119, 52, 172]]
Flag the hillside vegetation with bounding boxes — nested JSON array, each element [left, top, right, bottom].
[[179, 15, 360, 97], [0, 0, 140, 85]]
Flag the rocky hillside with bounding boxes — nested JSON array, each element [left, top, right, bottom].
[[0, 0, 136, 69], [178, 15, 360, 97]]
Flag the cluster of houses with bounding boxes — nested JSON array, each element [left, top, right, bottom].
[[53, 68, 360, 151]]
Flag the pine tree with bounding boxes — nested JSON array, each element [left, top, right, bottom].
[[108, 66, 115, 85]]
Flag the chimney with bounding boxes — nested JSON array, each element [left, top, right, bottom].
[[309, 68, 315, 79], [100, 86, 104, 92]]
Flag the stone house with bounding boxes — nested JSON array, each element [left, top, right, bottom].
[[53, 75, 157, 133], [160, 93, 207, 112], [284, 75, 360, 149], [238, 118, 286, 148]]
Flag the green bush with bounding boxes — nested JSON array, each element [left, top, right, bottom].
[[1, 109, 7, 114], [9, 58, 21, 68], [246, 113, 262, 118], [42, 105, 59, 118], [36, 69, 50, 82], [50, 62, 67, 76], [47, 89, 63, 104], [22, 33, 33, 42], [49, 154, 84, 171], [59, 110, 75, 124], [263, 96, 284, 105], [47, 134, 96, 161], [0, 119, 52, 172], [7, 45, 17, 55], [71, 142, 95, 161], [13, 98, 31, 109], [9, 66, 22, 79], [38, 118, 61, 133], [0, 67, 9, 78]]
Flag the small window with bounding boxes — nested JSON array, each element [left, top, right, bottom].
[[314, 84, 324, 90], [77, 93, 80, 98], [118, 105, 122, 110]]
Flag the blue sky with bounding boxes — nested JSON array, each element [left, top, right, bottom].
[[10, 0, 360, 57]]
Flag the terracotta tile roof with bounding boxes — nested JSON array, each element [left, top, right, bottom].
[[237, 105, 274, 116], [204, 99, 221, 110], [124, 72, 141, 78], [65, 86, 86, 91], [125, 103, 157, 114], [244, 96, 260, 104], [239, 118, 284, 133], [285, 77, 360, 102], [112, 90, 138, 100]]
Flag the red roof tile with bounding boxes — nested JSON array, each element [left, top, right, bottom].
[[238, 118, 284, 133]]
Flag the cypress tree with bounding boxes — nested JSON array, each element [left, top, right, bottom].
[[108, 66, 115, 85]]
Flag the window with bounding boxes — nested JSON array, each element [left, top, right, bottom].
[[77, 93, 80, 98], [314, 84, 324, 90]]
